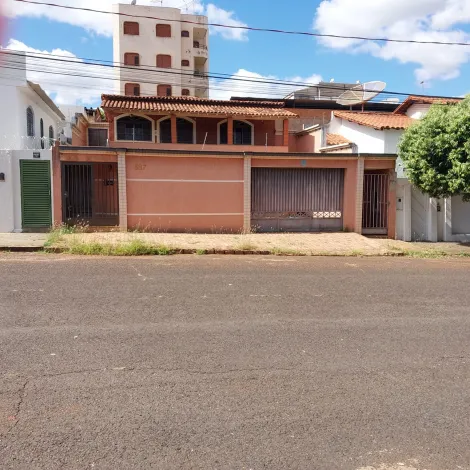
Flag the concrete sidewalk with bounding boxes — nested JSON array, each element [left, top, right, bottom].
[[54, 232, 411, 256], [0, 233, 47, 250], [3, 231, 470, 256]]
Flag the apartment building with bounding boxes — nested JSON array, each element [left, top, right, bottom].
[[113, 3, 209, 98]]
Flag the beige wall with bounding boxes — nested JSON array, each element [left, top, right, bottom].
[[126, 155, 244, 232], [113, 4, 209, 97]]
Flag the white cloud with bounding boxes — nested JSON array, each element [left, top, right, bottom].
[[314, 0, 470, 84], [206, 4, 248, 41], [3, 0, 247, 40], [3, 39, 114, 105], [210, 69, 322, 100]]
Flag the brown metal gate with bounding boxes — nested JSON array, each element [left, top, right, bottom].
[[62, 162, 119, 226], [251, 168, 344, 232], [362, 172, 389, 235]]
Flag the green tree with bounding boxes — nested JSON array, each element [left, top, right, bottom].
[[398, 96, 470, 200]]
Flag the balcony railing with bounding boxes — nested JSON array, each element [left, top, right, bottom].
[[193, 41, 208, 51]]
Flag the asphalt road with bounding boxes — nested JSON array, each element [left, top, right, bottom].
[[0, 254, 470, 470]]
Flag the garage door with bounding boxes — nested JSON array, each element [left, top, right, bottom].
[[251, 168, 344, 232]]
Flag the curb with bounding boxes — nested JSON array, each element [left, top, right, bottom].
[[0, 246, 45, 252]]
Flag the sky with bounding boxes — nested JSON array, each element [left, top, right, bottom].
[[2, 0, 470, 106]]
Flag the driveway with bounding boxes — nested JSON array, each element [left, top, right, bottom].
[[0, 254, 469, 469]]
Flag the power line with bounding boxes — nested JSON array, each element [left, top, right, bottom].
[[1, 50, 415, 99], [3, 51, 464, 107], [0, 48, 325, 89], [13, 0, 470, 47]]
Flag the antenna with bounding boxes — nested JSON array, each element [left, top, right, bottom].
[[336, 81, 386, 110]]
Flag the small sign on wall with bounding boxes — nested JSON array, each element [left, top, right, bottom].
[[33, 152, 41, 159]]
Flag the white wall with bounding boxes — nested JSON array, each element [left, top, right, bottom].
[[0, 149, 53, 232], [16, 87, 62, 150], [328, 118, 385, 153], [113, 4, 208, 97], [0, 151, 14, 232], [406, 103, 431, 120]]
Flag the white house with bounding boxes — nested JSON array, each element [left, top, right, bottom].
[[0, 51, 65, 232], [326, 95, 468, 242]]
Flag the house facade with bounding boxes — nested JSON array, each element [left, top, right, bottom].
[[324, 95, 468, 242], [113, 3, 209, 98], [54, 94, 397, 236], [0, 51, 65, 232]]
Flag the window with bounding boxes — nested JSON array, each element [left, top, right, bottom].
[[219, 120, 253, 145], [88, 128, 108, 146], [156, 54, 172, 68], [49, 125, 54, 147], [125, 83, 140, 96], [176, 118, 194, 144], [157, 84, 172, 97], [26, 106, 34, 137], [181, 30, 190, 38], [124, 53, 140, 66], [156, 24, 171, 37], [40, 118, 44, 149], [182, 89, 190, 96], [123, 21, 139, 35], [181, 59, 190, 67], [158, 117, 194, 144], [159, 118, 172, 143], [116, 116, 152, 141]]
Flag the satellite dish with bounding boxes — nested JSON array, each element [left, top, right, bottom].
[[336, 81, 386, 106]]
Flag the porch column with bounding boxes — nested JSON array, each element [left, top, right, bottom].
[[170, 114, 177, 144], [227, 116, 234, 145], [108, 112, 115, 142], [283, 119, 289, 147], [354, 156, 365, 234], [117, 150, 128, 231], [243, 156, 251, 233], [52, 142, 62, 226]]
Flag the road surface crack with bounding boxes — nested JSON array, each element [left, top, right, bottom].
[[4, 379, 29, 438]]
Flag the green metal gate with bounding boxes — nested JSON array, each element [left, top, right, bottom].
[[20, 160, 52, 229]]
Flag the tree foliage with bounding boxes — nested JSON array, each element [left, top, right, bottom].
[[398, 96, 470, 200]]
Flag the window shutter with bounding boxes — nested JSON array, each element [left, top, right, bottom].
[[157, 85, 172, 97], [157, 55, 172, 68], [123, 22, 139, 35], [156, 24, 171, 37], [124, 53, 139, 66]]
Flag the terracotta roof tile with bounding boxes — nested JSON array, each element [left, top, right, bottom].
[[333, 111, 414, 130], [326, 133, 351, 146], [394, 95, 461, 114], [101, 94, 297, 118]]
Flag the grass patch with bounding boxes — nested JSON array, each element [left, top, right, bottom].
[[196, 249, 207, 255], [270, 246, 306, 256], [60, 238, 174, 256], [45, 223, 87, 247], [235, 241, 258, 252]]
